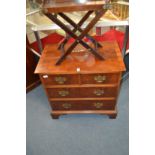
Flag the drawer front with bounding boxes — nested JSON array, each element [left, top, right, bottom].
[[80, 73, 120, 84], [51, 100, 116, 110], [46, 88, 79, 98], [41, 74, 78, 85], [79, 87, 117, 98], [47, 87, 117, 98]]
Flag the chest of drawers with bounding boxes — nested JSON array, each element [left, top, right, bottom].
[[35, 41, 125, 119]]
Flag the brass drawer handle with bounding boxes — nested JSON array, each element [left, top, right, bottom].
[[58, 90, 69, 97], [55, 76, 67, 84], [94, 89, 104, 96], [94, 102, 103, 109], [62, 103, 71, 109], [94, 75, 106, 83]]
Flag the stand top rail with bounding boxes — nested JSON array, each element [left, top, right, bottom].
[[43, 0, 106, 13]]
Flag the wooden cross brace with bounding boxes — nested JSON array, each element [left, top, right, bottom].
[[44, 9, 107, 65]]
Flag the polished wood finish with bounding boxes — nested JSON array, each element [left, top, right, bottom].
[[43, 0, 106, 13], [51, 108, 117, 116], [49, 97, 116, 101], [40, 74, 79, 85], [35, 41, 125, 119], [51, 99, 116, 110], [47, 87, 79, 98], [35, 41, 125, 74], [46, 86, 117, 98], [79, 86, 117, 97], [40, 73, 120, 85]]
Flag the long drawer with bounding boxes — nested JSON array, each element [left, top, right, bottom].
[[46, 86, 117, 98], [41, 73, 120, 86], [51, 99, 116, 110]]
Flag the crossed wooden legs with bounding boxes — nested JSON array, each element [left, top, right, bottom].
[[58, 12, 102, 50], [45, 9, 107, 65], [57, 11, 94, 50]]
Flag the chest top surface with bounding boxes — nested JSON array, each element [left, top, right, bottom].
[[35, 41, 126, 75], [43, 0, 106, 13]]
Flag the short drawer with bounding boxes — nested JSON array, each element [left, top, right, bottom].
[[80, 73, 120, 84], [46, 88, 79, 98], [79, 87, 118, 98], [40, 74, 78, 85], [51, 100, 116, 110]]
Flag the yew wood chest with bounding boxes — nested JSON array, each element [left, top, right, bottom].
[[35, 41, 125, 119]]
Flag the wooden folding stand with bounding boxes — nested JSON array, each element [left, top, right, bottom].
[[35, 1, 126, 119], [42, 0, 111, 65]]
